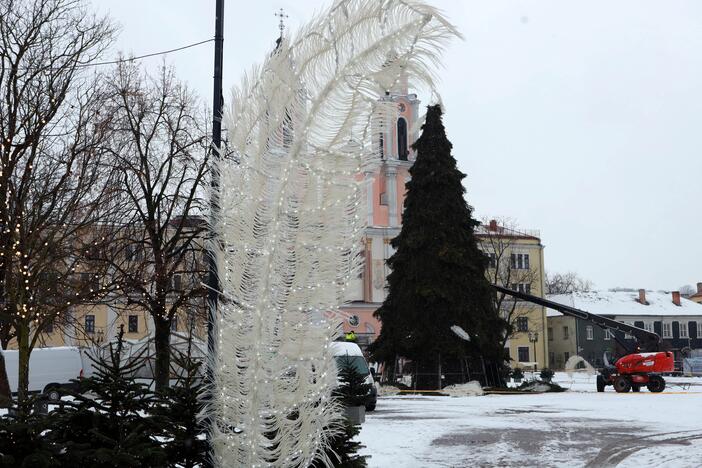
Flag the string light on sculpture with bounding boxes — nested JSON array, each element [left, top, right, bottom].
[[207, 1, 457, 467]]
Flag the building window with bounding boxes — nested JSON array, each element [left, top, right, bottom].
[[697, 321, 702, 338], [379, 133, 384, 159], [564, 351, 570, 362], [679, 322, 688, 339], [171, 316, 178, 332], [510, 253, 530, 270], [397, 117, 408, 161], [172, 274, 182, 291], [80, 272, 100, 293], [586, 326, 593, 341], [563, 326, 569, 340], [45, 320, 54, 333], [486, 252, 497, 269], [128, 315, 138, 333], [518, 347, 530, 362], [548, 327, 553, 341], [516, 317, 528, 332], [644, 322, 653, 333], [85, 315, 95, 334], [548, 351, 555, 365], [604, 329, 613, 341], [517, 283, 531, 294], [662, 322, 672, 339]]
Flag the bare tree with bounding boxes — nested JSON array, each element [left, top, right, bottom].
[[679, 285, 695, 298], [103, 62, 209, 391], [0, 0, 117, 406], [478, 218, 540, 351], [545, 271, 593, 295]]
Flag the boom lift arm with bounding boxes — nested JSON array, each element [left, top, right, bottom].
[[492, 285, 662, 353]]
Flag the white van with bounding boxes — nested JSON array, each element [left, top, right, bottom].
[[331, 341, 377, 411], [3, 346, 84, 401]]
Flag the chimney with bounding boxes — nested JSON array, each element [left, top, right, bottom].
[[672, 291, 681, 306], [489, 219, 498, 232], [697, 282, 702, 294], [638, 289, 647, 305]]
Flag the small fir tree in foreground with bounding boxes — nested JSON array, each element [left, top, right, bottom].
[[48, 326, 165, 467], [0, 397, 58, 467], [150, 335, 207, 467], [316, 421, 367, 468], [333, 355, 373, 407], [369, 105, 507, 387], [313, 355, 369, 468]]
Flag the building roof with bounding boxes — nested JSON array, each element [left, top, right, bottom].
[[474, 220, 540, 241], [546, 290, 702, 318]]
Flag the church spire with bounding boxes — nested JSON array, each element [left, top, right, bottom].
[[274, 8, 289, 40]]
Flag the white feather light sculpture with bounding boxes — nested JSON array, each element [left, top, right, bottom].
[[209, 1, 459, 466]]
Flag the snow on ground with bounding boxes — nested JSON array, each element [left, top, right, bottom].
[[358, 375, 702, 467]]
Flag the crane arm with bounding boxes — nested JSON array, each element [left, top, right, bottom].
[[492, 285, 661, 352]]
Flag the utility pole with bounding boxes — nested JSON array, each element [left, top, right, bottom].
[[206, 0, 224, 464]]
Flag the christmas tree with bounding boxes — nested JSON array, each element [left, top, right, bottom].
[[369, 105, 507, 388], [48, 326, 165, 467]]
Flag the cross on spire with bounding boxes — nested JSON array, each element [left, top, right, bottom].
[[274, 8, 289, 38]]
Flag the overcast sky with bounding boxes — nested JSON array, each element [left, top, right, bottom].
[[100, 1, 702, 292]]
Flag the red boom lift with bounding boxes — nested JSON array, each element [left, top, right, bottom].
[[493, 285, 675, 393]]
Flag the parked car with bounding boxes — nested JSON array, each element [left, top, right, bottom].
[[331, 341, 377, 411], [3, 346, 85, 401]]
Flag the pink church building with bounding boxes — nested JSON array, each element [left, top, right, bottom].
[[340, 81, 421, 349]]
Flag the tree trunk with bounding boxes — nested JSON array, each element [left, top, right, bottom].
[[154, 317, 171, 392], [17, 323, 30, 408], [0, 352, 11, 408]]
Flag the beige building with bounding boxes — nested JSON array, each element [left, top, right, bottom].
[[545, 312, 577, 370], [476, 220, 549, 370], [5, 221, 208, 351], [7, 297, 204, 351]]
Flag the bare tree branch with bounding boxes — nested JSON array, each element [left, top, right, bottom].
[[0, 0, 117, 405], [101, 61, 209, 390]]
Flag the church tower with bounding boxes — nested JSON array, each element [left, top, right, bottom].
[[340, 78, 421, 347]]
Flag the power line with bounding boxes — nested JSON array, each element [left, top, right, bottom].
[[7, 38, 214, 71], [81, 38, 215, 67]]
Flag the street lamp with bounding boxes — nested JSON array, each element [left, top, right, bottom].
[[528, 331, 539, 373]]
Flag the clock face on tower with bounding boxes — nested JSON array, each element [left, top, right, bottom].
[[398, 103, 406, 113]]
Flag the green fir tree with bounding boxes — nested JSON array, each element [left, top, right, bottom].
[[314, 355, 369, 468], [48, 326, 165, 467], [369, 105, 507, 388], [316, 420, 367, 468], [0, 398, 58, 467], [150, 335, 207, 468], [333, 355, 373, 407]]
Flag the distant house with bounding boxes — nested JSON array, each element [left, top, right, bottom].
[[546, 289, 702, 370]]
